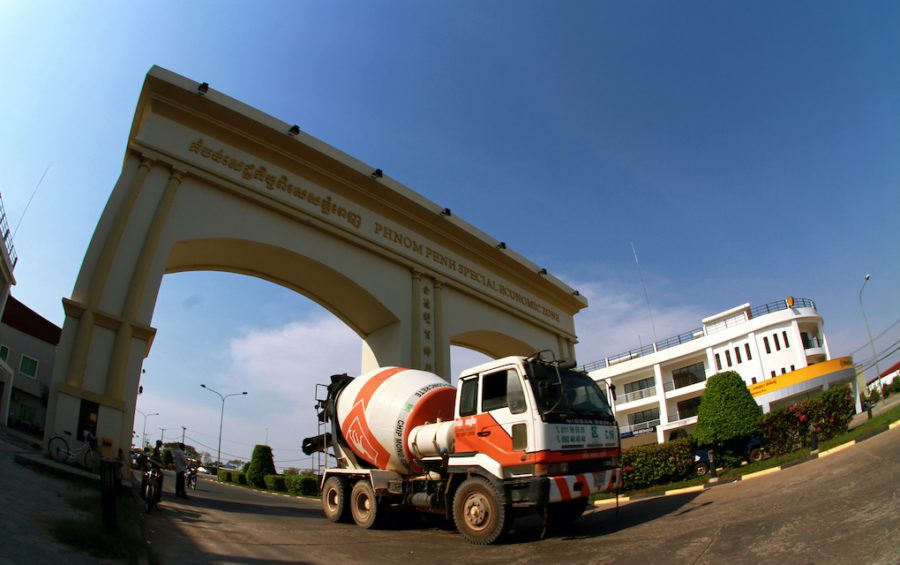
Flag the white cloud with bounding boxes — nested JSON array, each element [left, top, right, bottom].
[[570, 278, 707, 367]]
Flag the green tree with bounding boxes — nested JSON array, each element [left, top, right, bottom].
[[246, 445, 277, 488], [694, 371, 762, 463]]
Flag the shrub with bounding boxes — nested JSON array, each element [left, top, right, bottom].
[[218, 469, 232, 482], [869, 387, 882, 403], [235, 471, 247, 485], [620, 439, 694, 491], [264, 474, 287, 492], [246, 445, 277, 488], [760, 385, 854, 455], [695, 372, 763, 455], [285, 474, 319, 496]]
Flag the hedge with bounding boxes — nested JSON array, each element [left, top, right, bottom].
[[621, 439, 693, 491], [285, 474, 319, 496], [264, 474, 287, 492], [760, 385, 854, 455], [217, 470, 247, 484]]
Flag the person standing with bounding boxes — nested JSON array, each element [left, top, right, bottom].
[[175, 443, 189, 499]]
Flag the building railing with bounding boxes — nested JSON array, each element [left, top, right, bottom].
[[749, 297, 815, 319], [620, 419, 660, 434], [582, 297, 817, 373], [0, 193, 17, 269], [618, 386, 657, 405], [803, 336, 823, 350], [655, 328, 704, 353], [667, 412, 698, 425]]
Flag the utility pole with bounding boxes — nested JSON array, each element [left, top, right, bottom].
[[159, 428, 166, 442], [182, 426, 186, 443]]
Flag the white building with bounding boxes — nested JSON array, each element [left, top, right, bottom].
[[0, 192, 17, 427], [585, 297, 859, 448]]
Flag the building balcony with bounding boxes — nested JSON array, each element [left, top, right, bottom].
[[661, 414, 698, 431], [663, 379, 707, 399], [620, 419, 660, 436], [616, 386, 658, 406]]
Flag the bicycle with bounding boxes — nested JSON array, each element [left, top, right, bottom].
[[47, 430, 102, 473], [142, 464, 162, 513]]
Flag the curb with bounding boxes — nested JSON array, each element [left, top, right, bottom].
[[593, 416, 899, 508]]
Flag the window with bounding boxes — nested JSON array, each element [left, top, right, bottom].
[[790, 364, 795, 372], [774, 334, 781, 351], [0, 345, 8, 362], [672, 362, 706, 388], [751, 377, 757, 384], [725, 350, 732, 367], [764, 337, 771, 354], [481, 369, 526, 414], [781, 367, 787, 374], [735, 347, 742, 364], [676, 397, 702, 419], [745, 343, 752, 361], [19, 355, 38, 378], [715, 353, 722, 371], [771, 371, 776, 378], [628, 408, 660, 426], [458, 378, 478, 416], [624, 376, 655, 395], [782, 331, 790, 348], [801, 332, 811, 349]]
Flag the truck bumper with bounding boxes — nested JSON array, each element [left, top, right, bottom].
[[508, 468, 621, 505]]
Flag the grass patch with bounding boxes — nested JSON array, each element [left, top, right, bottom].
[[49, 491, 154, 563]]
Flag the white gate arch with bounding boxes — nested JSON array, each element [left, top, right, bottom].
[[46, 66, 588, 461]]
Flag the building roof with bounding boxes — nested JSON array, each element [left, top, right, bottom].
[[2, 295, 61, 345], [868, 360, 900, 385]]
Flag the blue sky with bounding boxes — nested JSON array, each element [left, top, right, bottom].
[[1, 1, 897, 466]]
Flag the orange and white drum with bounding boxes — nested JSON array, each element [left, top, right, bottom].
[[336, 367, 456, 474]]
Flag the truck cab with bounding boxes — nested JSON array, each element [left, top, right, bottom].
[[449, 355, 621, 498]]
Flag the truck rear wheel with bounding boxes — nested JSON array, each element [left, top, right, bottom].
[[322, 476, 351, 523], [452, 477, 510, 545], [350, 480, 381, 529]]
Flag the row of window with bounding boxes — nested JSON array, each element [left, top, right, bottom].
[[715, 343, 753, 371], [0, 345, 39, 378], [763, 331, 791, 354]]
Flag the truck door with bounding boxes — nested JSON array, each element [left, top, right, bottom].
[[471, 368, 532, 469]]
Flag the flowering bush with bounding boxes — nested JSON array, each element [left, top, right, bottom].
[[620, 439, 694, 491], [760, 385, 854, 455]]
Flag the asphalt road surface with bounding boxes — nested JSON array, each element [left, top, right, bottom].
[[146, 427, 899, 564]]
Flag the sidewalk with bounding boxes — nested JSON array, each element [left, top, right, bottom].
[[0, 426, 119, 565]]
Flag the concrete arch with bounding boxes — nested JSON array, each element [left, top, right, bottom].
[[450, 330, 535, 360], [166, 237, 398, 341], [46, 66, 588, 465]]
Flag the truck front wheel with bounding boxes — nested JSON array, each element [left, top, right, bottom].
[[350, 480, 381, 529], [452, 477, 511, 545], [322, 476, 351, 523]]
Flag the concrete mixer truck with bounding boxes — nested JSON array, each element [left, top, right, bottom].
[[301, 352, 621, 544]]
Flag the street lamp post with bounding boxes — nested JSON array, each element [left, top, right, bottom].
[[859, 274, 882, 392], [137, 409, 158, 449], [201, 384, 248, 477]]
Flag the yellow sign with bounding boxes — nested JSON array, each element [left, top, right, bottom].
[[749, 357, 854, 397]]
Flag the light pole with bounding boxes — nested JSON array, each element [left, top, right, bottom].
[[137, 409, 158, 449], [201, 384, 248, 476], [859, 274, 882, 392]]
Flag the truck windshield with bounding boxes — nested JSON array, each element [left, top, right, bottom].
[[526, 363, 615, 423]]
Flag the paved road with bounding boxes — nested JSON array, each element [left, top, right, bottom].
[[147, 426, 900, 564]]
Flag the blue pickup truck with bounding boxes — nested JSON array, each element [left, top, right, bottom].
[[693, 437, 768, 476]]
